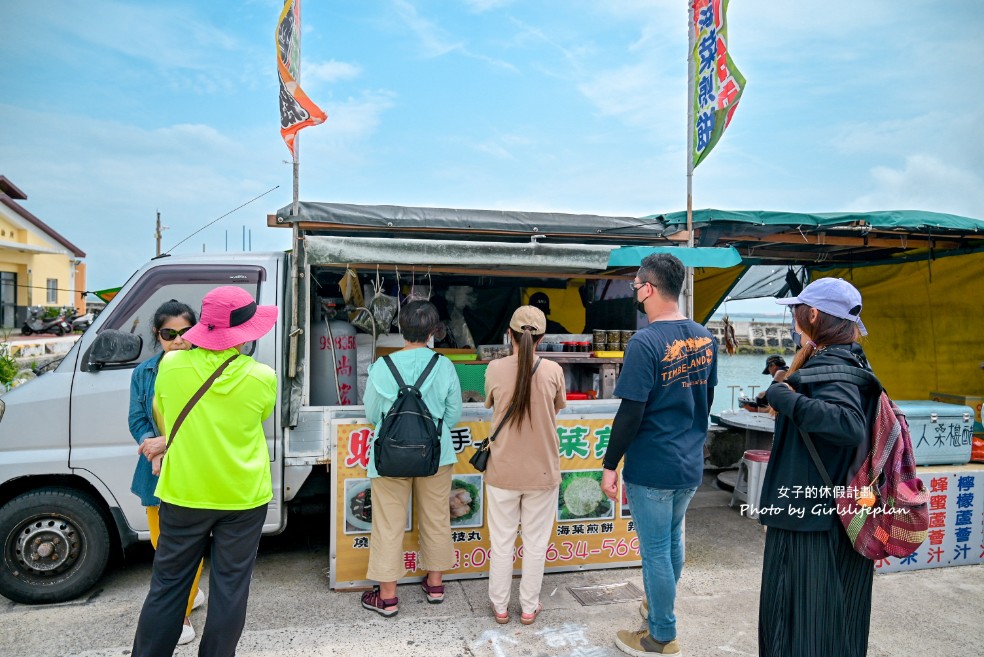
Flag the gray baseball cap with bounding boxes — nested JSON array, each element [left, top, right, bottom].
[[775, 277, 867, 336]]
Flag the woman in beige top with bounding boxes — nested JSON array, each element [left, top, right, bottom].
[[484, 305, 566, 625]]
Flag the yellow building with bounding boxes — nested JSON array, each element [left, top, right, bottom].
[[0, 176, 86, 329]]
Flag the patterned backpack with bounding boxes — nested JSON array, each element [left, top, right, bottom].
[[788, 365, 930, 560]]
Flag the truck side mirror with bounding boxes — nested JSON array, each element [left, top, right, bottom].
[[88, 330, 143, 369]]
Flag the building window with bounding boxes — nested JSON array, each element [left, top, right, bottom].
[[47, 278, 58, 304]]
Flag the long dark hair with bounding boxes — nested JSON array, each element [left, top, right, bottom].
[[151, 299, 197, 350], [506, 327, 543, 427], [785, 304, 861, 375]]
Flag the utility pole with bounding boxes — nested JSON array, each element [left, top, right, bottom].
[[154, 211, 169, 257]]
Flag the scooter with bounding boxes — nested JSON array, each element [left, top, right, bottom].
[[21, 308, 72, 336], [66, 311, 94, 332]]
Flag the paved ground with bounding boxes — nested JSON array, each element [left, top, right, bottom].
[[1, 477, 982, 657]]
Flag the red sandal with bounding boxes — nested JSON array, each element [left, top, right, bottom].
[[361, 587, 399, 617], [421, 580, 445, 604], [520, 602, 543, 625]]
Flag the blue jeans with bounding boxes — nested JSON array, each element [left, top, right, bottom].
[[624, 482, 698, 642]]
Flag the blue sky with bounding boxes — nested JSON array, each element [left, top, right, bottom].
[[2, 0, 982, 307]]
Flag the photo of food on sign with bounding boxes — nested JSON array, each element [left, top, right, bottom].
[[557, 470, 615, 521], [343, 478, 412, 534], [449, 474, 484, 528]]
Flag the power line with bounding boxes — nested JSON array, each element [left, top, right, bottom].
[[162, 185, 280, 255], [4, 282, 94, 295]]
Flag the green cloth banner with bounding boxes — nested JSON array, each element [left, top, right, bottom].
[[607, 245, 741, 269], [692, 0, 745, 167]]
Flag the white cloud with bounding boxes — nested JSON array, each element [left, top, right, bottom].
[[304, 60, 363, 84], [851, 155, 984, 218], [577, 61, 685, 142], [317, 91, 397, 142], [461, 0, 515, 12], [391, 0, 464, 58]]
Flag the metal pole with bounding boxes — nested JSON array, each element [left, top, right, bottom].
[[288, 0, 303, 377], [291, 0, 301, 217], [685, 0, 696, 320], [155, 211, 162, 257]]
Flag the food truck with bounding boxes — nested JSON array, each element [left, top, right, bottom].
[[0, 202, 740, 602]]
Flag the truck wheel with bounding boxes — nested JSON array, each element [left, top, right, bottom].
[[0, 488, 111, 604]]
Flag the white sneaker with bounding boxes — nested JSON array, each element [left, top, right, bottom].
[[177, 621, 195, 646], [192, 589, 205, 610]]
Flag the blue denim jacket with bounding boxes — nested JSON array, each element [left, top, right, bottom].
[[129, 352, 164, 506]]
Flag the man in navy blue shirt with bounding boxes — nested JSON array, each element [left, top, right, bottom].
[[601, 253, 717, 657]]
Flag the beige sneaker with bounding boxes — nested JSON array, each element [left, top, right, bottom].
[[615, 629, 680, 657], [639, 597, 648, 619]]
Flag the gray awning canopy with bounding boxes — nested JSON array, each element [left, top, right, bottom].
[[279, 202, 668, 245], [303, 235, 615, 272]]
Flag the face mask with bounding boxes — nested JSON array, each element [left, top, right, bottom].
[[637, 301, 647, 314], [792, 329, 802, 349]]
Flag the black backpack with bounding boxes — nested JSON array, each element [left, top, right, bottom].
[[374, 353, 444, 478]]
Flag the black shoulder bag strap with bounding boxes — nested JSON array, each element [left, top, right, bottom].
[[383, 352, 444, 430], [165, 354, 239, 451], [479, 358, 543, 452]]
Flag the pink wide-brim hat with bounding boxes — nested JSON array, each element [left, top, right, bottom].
[[182, 286, 278, 351]]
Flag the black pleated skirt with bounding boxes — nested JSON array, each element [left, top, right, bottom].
[[759, 525, 874, 657]]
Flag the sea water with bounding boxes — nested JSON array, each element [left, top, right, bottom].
[[710, 352, 790, 416]]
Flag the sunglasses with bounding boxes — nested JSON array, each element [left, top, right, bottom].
[[158, 326, 192, 341]]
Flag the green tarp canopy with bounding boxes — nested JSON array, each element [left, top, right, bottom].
[[653, 209, 984, 233]]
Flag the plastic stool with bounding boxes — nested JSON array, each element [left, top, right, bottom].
[[730, 450, 771, 518]]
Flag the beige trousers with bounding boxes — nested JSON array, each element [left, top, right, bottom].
[[366, 465, 455, 582], [486, 484, 559, 615]]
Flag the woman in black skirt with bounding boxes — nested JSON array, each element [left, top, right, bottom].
[[759, 278, 877, 657]]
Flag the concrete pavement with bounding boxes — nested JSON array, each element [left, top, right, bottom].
[[1, 478, 981, 656]]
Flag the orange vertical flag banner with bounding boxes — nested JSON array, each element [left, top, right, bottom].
[[277, 0, 326, 158]]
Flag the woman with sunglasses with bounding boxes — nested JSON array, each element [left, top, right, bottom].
[[127, 299, 204, 645]]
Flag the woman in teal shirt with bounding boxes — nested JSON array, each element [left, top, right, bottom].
[[361, 300, 462, 617]]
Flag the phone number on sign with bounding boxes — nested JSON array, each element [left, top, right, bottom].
[[453, 538, 639, 568]]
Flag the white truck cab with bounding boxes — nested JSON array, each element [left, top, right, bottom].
[[0, 252, 288, 603]]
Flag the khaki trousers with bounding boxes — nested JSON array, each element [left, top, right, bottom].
[[367, 464, 455, 582], [486, 484, 559, 615]]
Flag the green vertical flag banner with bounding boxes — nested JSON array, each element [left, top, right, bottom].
[[692, 0, 745, 168]]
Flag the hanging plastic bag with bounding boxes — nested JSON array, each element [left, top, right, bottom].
[[339, 267, 365, 309], [351, 269, 399, 335]]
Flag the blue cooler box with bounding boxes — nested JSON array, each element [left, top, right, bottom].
[[896, 401, 975, 466]]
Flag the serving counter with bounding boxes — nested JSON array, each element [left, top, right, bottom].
[[326, 400, 642, 589]]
